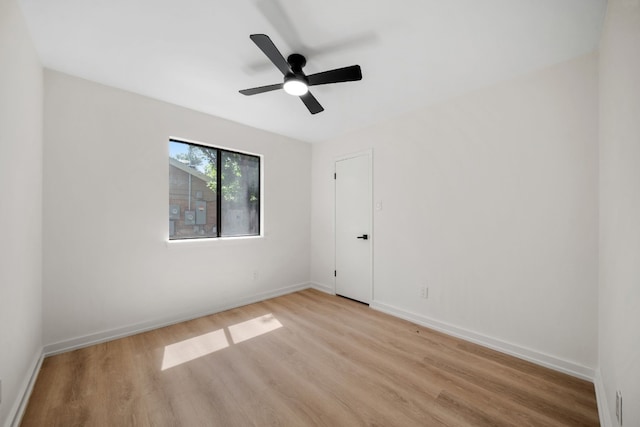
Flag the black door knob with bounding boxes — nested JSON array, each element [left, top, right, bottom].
[[357, 234, 368, 240]]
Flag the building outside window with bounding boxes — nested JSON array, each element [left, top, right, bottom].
[[169, 139, 260, 239]]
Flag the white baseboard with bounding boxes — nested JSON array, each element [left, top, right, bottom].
[[43, 282, 311, 356], [370, 300, 595, 381], [6, 350, 43, 427], [594, 369, 612, 427], [309, 281, 335, 295], [17, 285, 605, 427]]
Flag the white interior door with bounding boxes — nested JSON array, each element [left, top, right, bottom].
[[335, 151, 372, 304]]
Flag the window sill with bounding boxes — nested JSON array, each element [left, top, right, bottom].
[[165, 234, 263, 248]]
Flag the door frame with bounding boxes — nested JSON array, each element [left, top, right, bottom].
[[334, 149, 374, 303]]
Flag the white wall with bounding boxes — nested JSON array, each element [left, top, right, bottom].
[[0, 0, 43, 425], [598, 0, 640, 425], [2, 6, 626, 423], [43, 70, 311, 348], [311, 54, 599, 375]]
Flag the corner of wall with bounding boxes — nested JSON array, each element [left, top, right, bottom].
[[309, 282, 335, 295], [593, 369, 613, 427], [4, 350, 43, 427]]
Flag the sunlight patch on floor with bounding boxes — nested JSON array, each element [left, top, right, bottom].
[[161, 329, 229, 370], [161, 313, 283, 370], [228, 313, 283, 344]]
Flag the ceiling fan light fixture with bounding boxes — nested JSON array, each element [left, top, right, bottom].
[[283, 78, 308, 96]]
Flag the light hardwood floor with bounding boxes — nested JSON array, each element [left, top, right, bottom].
[[22, 289, 599, 426]]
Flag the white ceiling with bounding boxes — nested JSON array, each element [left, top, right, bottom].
[[18, 0, 606, 143]]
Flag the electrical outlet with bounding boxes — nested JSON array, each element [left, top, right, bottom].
[[420, 286, 429, 299]]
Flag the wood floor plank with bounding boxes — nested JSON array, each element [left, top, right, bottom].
[[21, 289, 599, 426]]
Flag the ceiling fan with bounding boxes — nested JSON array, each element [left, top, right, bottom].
[[239, 34, 363, 114]]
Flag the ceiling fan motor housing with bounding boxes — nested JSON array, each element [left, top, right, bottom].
[[287, 53, 307, 72], [286, 54, 308, 88], [284, 72, 308, 85]]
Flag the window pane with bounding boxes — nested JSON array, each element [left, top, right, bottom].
[[220, 151, 260, 237], [169, 141, 218, 239]]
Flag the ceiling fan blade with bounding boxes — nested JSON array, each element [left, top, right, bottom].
[[239, 83, 283, 96], [307, 65, 362, 86], [300, 92, 324, 114], [250, 34, 291, 76]]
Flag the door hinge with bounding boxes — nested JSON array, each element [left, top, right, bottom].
[[334, 173, 336, 179], [334, 270, 337, 277]]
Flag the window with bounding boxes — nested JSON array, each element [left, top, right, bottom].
[[169, 139, 260, 240]]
